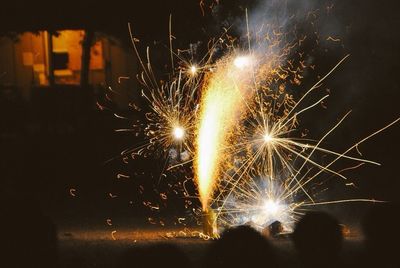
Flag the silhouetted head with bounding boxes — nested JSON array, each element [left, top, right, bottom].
[[292, 211, 343, 267], [268, 221, 284, 237], [203, 225, 278, 268], [362, 203, 400, 266], [117, 243, 191, 268]]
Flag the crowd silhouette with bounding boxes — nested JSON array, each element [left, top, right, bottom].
[[1, 200, 399, 268], [292, 211, 343, 268]]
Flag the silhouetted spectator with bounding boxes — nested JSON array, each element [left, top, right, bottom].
[[202, 225, 278, 268], [0, 196, 58, 268], [361, 203, 400, 268], [117, 243, 191, 268], [268, 221, 284, 237], [292, 211, 343, 268]]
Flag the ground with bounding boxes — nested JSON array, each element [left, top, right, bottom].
[[58, 226, 363, 267]]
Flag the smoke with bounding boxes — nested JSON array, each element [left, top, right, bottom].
[[208, 0, 348, 69]]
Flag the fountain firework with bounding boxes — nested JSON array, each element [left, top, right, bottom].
[[112, 8, 399, 236]]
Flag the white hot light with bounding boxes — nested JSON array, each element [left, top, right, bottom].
[[234, 56, 251, 69], [263, 200, 280, 215], [173, 126, 185, 140], [263, 133, 273, 143], [189, 65, 197, 75]]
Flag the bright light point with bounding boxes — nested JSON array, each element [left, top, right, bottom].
[[263, 133, 273, 143], [234, 56, 251, 69], [173, 127, 185, 140], [189, 65, 197, 75], [263, 200, 279, 215]]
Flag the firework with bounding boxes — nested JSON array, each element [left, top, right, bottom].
[[192, 20, 398, 232], [117, 11, 399, 235]]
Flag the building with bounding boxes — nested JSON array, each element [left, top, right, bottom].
[[0, 30, 137, 107]]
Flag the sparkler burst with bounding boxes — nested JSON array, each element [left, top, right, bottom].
[[115, 24, 211, 170], [113, 7, 399, 235]]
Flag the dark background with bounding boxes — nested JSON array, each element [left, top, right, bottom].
[[1, 0, 399, 230]]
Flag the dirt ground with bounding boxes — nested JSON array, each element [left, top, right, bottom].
[[58, 226, 363, 267]]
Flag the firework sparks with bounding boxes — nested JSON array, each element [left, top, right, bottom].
[[114, 12, 399, 235]]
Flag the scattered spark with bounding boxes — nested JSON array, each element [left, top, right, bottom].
[[69, 188, 76, 197], [96, 102, 107, 111], [111, 230, 117, 240], [109, 193, 118, 198], [327, 36, 341, 42], [118, 76, 130, 83], [117, 173, 130, 179]]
